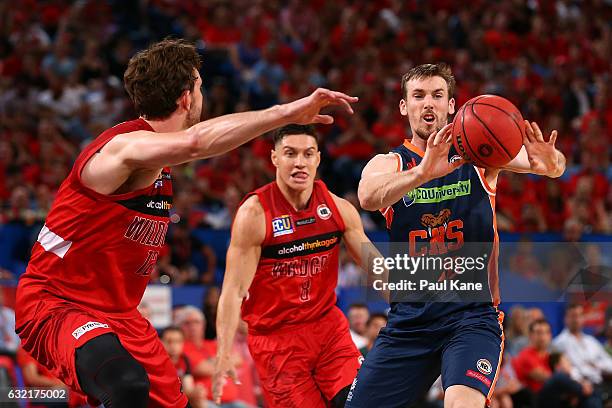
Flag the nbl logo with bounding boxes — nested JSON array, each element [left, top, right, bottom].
[[272, 215, 294, 237]]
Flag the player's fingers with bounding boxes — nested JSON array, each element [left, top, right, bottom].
[[549, 130, 558, 145], [443, 126, 453, 144], [230, 368, 241, 385], [330, 90, 359, 103], [334, 97, 354, 114], [312, 114, 334, 124], [523, 120, 534, 144], [433, 124, 452, 146], [532, 121, 545, 142]]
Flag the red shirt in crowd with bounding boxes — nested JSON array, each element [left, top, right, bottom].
[[512, 346, 551, 392]]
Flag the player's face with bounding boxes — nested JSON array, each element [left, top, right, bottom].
[[161, 331, 184, 359], [271, 134, 320, 192], [399, 76, 455, 141], [185, 70, 204, 129]]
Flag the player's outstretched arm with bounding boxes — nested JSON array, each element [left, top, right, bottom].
[[358, 124, 462, 211], [332, 194, 389, 301], [499, 120, 566, 178], [213, 195, 265, 404], [83, 88, 357, 194]]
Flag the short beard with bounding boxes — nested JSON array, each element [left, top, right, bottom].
[[183, 106, 200, 129], [414, 122, 446, 140]]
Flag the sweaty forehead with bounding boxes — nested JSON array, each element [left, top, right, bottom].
[[406, 76, 448, 94]]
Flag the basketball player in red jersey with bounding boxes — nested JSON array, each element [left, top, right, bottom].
[[213, 124, 379, 407], [15, 39, 357, 408]]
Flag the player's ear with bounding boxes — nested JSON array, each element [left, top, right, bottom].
[[179, 89, 191, 113], [399, 99, 408, 116], [271, 148, 279, 168], [448, 97, 456, 115]]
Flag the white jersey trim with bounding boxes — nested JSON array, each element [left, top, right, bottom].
[[37, 224, 72, 259]]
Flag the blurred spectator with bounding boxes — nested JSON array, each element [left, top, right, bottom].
[[505, 306, 528, 357], [0, 289, 19, 354], [338, 248, 362, 288], [512, 319, 552, 393], [553, 304, 612, 388], [359, 313, 387, 357], [233, 320, 261, 408], [176, 306, 244, 407], [490, 353, 524, 408], [348, 303, 369, 350], [605, 318, 612, 357], [538, 351, 594, 408], [160, 326, 208, 408]]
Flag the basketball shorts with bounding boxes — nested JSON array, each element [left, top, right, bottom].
[[345, 303, 504, 408], [16, 295, 187, 408], [248, 306, 362, 408]]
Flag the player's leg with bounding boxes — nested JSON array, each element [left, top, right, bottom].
[[112, 315, 188, 408], [248, 329, 327, 408], [441, 307, 504, 408], [312, 308, 362, 408], [344, 328, 443, 407], [75, 333, 150, 407]]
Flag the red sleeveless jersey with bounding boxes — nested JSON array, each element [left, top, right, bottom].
[[16, 118, 171, 320], [240, 180, 345, 334]]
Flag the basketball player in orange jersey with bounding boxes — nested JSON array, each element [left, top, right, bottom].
[[213, 124, 380, 407], [15, 38, 357, 408], [347, 63, 566, 408]]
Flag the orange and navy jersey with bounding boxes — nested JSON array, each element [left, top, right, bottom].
[[382, 139, 499, 317], [240, 180, 345, 334], [16, 118, 172, 323]]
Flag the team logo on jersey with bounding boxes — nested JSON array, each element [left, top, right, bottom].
[[72, 321, 110, 340], [409, 209, 465, 256], [272, 215, 294, 237], [477, 359, 492, 375], [317, 204, 332, 220]]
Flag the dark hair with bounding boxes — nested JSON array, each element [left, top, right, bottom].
[[529, 318, 551, 333], [160, 326, 184, 339], [548, 351, 564, 370], [273, 124, 319, 146], [124, 38, 201, 120], [401, 63, 456, 99], [566, 303, 583, 314], [367, 313, 388, 326], [348, 303, 369, 311]]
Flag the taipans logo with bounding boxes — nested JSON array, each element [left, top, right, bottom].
[[147, 200, 172, 210], [317, 204, 332, 220], [477, 359, 492, 375], [272, 215, 294, 237], [402, 180, 471, 207], [409, 209, 464, 256]]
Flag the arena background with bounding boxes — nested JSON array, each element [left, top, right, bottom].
[[0, 0, 610, 407]]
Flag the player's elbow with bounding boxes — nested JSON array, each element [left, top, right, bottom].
[[358, 182, 379, 211]]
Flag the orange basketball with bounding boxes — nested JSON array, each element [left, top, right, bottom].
[[451, 95, 524, 168]]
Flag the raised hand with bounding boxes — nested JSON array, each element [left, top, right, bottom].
[[418, 124, 465, 181], [281, 88, 358, 125], [523, 120, 564, 177]]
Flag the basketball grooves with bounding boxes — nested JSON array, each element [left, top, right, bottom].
[[470, 101, 524, 137], [461, 103, 495, 168], [470, 103, 513, 160]]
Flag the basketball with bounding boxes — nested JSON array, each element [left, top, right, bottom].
[[451, 95, 525, 168]]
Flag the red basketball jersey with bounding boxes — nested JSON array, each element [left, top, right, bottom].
[[16, 118, 171, 321], [240, 180, 345, 334]]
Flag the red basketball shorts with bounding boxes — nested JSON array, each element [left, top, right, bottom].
[[248, 306, 362, 408], [16, 296, 187, 408]]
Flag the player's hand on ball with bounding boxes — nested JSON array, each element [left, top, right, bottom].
[[419, 124, 465, 181], [213, 355, 240, 404], [282, 88, 358, 125], [523, 120, 563, 177]]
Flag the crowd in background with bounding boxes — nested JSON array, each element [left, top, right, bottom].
[[0, 1, 611, 407]]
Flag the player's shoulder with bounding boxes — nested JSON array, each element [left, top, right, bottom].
[[232, 195, 266, 242], [362, 152, 401, 175]]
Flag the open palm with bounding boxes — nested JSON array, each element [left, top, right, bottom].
[[523, 121, 560, 175]]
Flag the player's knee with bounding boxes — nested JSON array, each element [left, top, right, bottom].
[[75, 333, 150, 407], [330, 384, 351, 408]]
